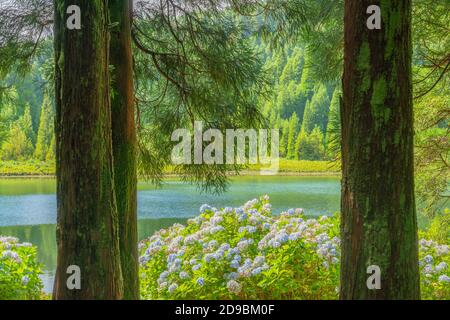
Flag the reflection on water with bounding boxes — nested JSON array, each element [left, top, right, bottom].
[[0, 176, 341, 226]]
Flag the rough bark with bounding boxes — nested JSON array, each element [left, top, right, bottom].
[[340, 0, 420, 299], [109, 0, 139, 300], [53, 0, 124, 299]]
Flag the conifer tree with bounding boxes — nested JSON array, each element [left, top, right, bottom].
[[34, 93, 53, 160]]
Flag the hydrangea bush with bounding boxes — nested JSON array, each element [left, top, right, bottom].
[[0, 236, 43, 300], [139, 196, 340, 299], [419, 239, 450, 299], [139, 196, 449, 300]]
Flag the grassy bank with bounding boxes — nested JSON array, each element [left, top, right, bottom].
[[247, 159, 339, 175], [0, 159, 340, 177], [0, 161, 55, 176]]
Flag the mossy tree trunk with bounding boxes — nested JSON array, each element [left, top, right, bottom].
[[53, 0, 124, 299], [109, 0, 139, 300], [340, 0, 420, 299]]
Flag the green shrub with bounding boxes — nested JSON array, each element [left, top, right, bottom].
[[139, 198, 450, 300], [419, 210, 450, 300], [139, 196, 340, 299], [425, 209, 450, 244], [0, 236, 43, 300]]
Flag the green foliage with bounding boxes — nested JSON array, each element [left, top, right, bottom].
[[271, 159, 336, 174], [139, 199, 450, 300], [1, 104, 35, 160], [418, 210, 450, 300], [301, 83, 330, 134], [286, 112, 299, 159], [0, 160, 55, 176], [139, 196, 340, 299], [296, 126, 326, 161], [45, 133, 55, 161], [0, 236, 43, 300], [133, 6, 269, 193], [414, 78, 449, 216], [425, 209, 450, 244], [278, 119, 290, 158], [325, 88, 341, 161]]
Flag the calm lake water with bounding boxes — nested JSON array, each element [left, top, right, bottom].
[[0, 176, 340, 293]]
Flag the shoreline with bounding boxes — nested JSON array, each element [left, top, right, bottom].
[[0, 171, 341, 179], [0, 160, 341, 178]]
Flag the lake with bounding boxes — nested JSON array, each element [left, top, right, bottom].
[[0, 176, 340, 293]]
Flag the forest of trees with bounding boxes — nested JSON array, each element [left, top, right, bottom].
[[0, 41, 340, 163], [0, 0, 448, 301]]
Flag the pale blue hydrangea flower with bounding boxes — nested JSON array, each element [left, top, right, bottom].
[[200, 204, 211, 213], [139, 255, 150, 265], [237, 240, 249, 251], [21, 275, 30, 286], [226, 272, 238, 280], [423, 264, 433, 274], [204, 253, 215, 263], [1, 250, 21, 263], [168, 283, 178, 293], [237, 214, 247, 222], [215, 250, 224, 259], [424, 255, 433, 264], [227, 280, 242, 294], [238, 265, 251, 277], [208, 240, 218, 248], [275, 233, 289, 244], [167, 254, 177, 263], [272, 241, 281, 248], [210, 226, 225, 234], [224, 207, 233, 213], [438, 275, 450, 283], [243, 259, 253, 268], [230, 260, 240, 269], [289, 233, 299, 241], [251, 267, 263, 276], [253, 256, 265, 267], [436, 245, 449, 256], [179, 271, 189, 280], [435, 262, 448, 272], [192, 264, 201, 271], [174, 258, 182, 266], [196, 277, 205, 286], [247, 226, 257, 233]]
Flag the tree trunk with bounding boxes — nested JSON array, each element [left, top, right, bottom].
[[340, 0, 420, 299], [109, 0, 139, 300], [53, 0, 124, 299]]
